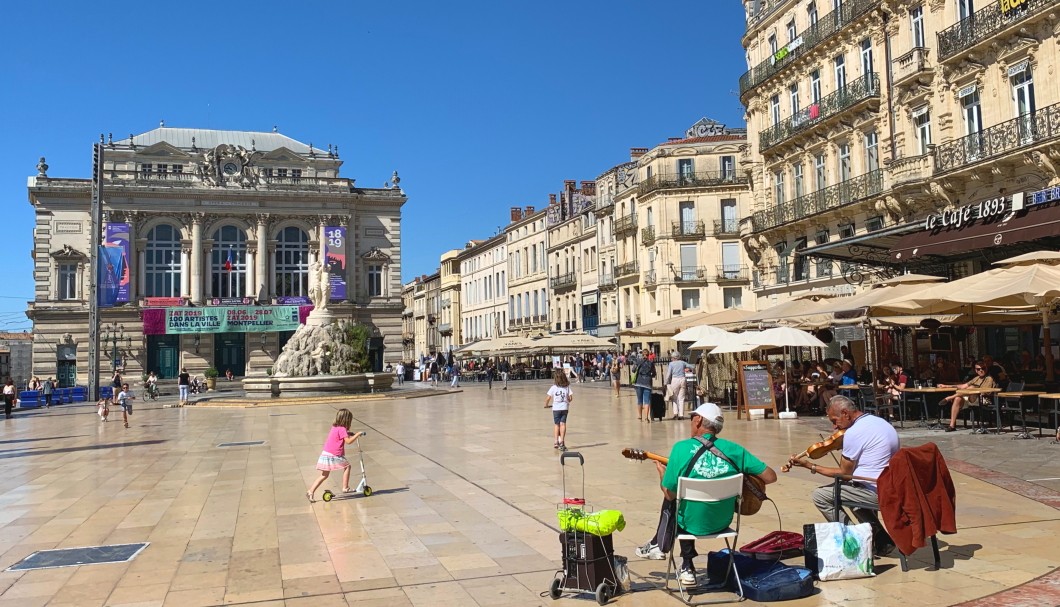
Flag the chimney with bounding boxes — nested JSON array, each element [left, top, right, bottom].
[[580, 181, 596, 196], [524, 205, 535, 215], [563, 180, 576, 192], [630, 147, 648, 160], [549, 193, 557, 205], [510, 207, 523, 222]]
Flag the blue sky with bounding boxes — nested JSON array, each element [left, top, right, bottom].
[[0, 1, 749, 331]]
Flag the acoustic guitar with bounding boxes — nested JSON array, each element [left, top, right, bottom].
[[621, 447, 767, 516]]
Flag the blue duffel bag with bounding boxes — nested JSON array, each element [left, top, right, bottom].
[[706, 549, 815, 602]]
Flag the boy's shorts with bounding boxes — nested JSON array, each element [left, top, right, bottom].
[[121, 402, 132, 414], [552, 410, 568, 424]]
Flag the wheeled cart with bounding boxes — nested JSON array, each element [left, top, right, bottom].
[[548, 451, 621, 605]]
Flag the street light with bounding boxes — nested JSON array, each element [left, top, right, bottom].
[[101, 322, 131, 372]]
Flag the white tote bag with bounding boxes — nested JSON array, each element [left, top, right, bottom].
[[807, 522, 875, 581]]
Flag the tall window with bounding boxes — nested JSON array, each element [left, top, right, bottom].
[[814, 231, 832, 277], [211, 225, 247, 298], [774, 171, 786, 206], [789, 84, 800, 116], [367, 265, 382, 296], [793, 163, 805, 198], [808, 1, 818, 26], [145, 224, 182, 297], [681, 289, 700, 310], [1011, 64, 1036, 140], [865, 131, 879, 172], [815, 153, 827, 189], [810, 69, 822, 103], [834, 54, 847, 89], [721, 199, 738, 233], [274, 226, 310, 297], [723, 287, 743, 309], [770, 95, 781, 126], [860, 38, 873, 76], [786, 19, 797, 43], [913, 107, 932, 154], [839, 143, 852, 181], [678, 158, 694, 182], [720, 155, 735, 179], [962, 88, 983, 157], [958, 0, 974, 20], [768, 33, 778, 55], [58, 263, 77, 300], [911, 6, 925, 48]]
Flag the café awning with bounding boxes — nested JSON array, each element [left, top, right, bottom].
[[799, 221, 921, 266]]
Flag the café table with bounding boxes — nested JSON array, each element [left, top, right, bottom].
[[996, 391, 1046, 439], [899, 386, 957, 429], [797, 381, 828, 413], [956, 387, 1003, 434], [1036, 393, 1060, 441]]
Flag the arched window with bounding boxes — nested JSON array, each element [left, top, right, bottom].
[[146, 224, 182, 297], [210, 226, 247, 297], [274, 226, 310, 297]]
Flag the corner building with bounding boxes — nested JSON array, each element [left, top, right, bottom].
[[27, 127, 405, 383]]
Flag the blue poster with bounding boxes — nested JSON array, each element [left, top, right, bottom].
[[325, 226, 348, 300], [104, 223, 132, 303], [98, 245, 125, 307]]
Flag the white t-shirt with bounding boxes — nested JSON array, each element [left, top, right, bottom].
[[842, 413, 899, 490], [547, 385, 572, 411]]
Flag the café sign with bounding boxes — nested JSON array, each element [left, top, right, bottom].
[[925, 192, 1024, 231], [999, 0, 1029, 17]]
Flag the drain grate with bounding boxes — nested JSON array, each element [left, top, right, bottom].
[[217, 440, 267, 448], [7, 543, 149, 571]]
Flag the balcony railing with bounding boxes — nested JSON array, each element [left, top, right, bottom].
[[614, 214, 637, 237], [616, 261, 639, 278], [716, 265, 750, 282], [599, 273, 616, 290], [745, 0, 789, 27], [438, 323, 452, 335], [886, 153, 933, 187], [752, 169, 884, 232], [644, 270, 657, 286], [550, 272, 577, 290], [739, 0, 880, 96], [713, 219, 740, 237], [759, 74, 880, 151], [672, 220, 706, 239], [938, 0, 1057, 62], [934, 102, 1060, 174], [594, 196, 615, 215], [638, 171, 746, 197], [892, 47, 931, 84], [675, 266, 709, 282], [641, 226, 656, 245]]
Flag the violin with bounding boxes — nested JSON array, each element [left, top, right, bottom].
[[781, 430, 845, 472]]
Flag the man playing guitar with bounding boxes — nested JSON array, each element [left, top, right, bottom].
[[634, 403, 777, 587]]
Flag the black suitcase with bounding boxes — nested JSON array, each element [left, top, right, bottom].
[[650, 390, 667, 420], [559, 531, 616, 591]]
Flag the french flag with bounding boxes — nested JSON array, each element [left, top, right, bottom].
[[224, 248, 233, 272]]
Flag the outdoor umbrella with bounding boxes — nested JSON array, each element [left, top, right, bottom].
[[459, 336, 539, 356], [672, 324, 732, 344], [531, 332, 616, 353]]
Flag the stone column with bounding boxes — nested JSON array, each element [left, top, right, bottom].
[[190, 216, 203, 304], [256, 216, 268, 301], [246, 247, 256, 299], [202, 240, 214, 299], [180, 246, 191, 298], [136, 239, 147, 298]]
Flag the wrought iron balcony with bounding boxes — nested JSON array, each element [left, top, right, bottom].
[[934, 102, 1060, 174], [759, 74, 880, 151], [438, 323, 452, 336], [643, 270, 657, 287], [938, 0, 1057, 62], [674, 266, 709, 282], [641, 226, 656, 245], [615, 261, 639, 278], [892, 47, 931, 86], [751, 169, 884, 233], [550, 272, 577, 290], [598, 273, 616, 290], [638, 171, 747, 197], [745, 0, 788, 27], [614, 214, 637, 237], [672, 220, 706, 240], [594, 196, 615, 216], [715, 265, 750, 282], [739, 0, 880, 96], [713, 219, 741, 237]]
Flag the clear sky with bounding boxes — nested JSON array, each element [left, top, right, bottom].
[[0, 1, 749, 332]]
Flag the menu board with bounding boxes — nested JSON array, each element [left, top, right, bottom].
[[737, 361, 779, 420]]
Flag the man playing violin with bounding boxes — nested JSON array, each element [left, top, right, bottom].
[[788, 395, 899, 557], [635, 403, 777, 587]]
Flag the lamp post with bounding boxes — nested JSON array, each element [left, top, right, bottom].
[[100, 322, 131, 373]]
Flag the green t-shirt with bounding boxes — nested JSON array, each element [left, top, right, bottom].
[[662, 434, 767, 535]]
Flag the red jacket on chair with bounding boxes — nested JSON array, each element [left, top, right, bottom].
[[877, 443, 957, 556]]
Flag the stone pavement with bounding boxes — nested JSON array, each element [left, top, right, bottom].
[[0, 379, 1057, 606]]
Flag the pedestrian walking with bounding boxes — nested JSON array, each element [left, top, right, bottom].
[[611, 357, 621, 396], [2, 379, 15, 419], [500, 359, 510, 390], [117, 382, 135, 428], [97, 397, 110, 422], [634, 350, 657, 422], [486, 362, 496, 389], [307, 408, 364, 502], [544, 369, 572, 451], [178, 367, 190, 405], [42, 377, 54, 407], [395, 361, 405, 385], [450, 360, 461, 387], [665, 351, 694, 419]]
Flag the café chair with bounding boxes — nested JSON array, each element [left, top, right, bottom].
[[858, 385, 904, 427], [665, 474, 744, 604]]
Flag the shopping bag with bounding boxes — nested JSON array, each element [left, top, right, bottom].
[[803, 522, 874, 580]]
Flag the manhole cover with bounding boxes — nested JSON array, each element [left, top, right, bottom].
[[7, 543, 149, 571], [217, 441, 267, 447]]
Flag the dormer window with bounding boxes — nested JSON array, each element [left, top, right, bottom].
[[292, 168, 302, 180], [277, 168, 288, 178], [140, 163, 152, 177]]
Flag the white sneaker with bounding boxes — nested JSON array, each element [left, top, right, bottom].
[[678, 567, 698, 586], [635, 542, 665, 560]]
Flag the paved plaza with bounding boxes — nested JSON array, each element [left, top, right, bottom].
[[0, 380, 1058, 607]]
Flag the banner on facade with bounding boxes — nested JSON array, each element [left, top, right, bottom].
[[164, 306, 303, 334], [142, 297, 187, 307], [207, 297, 255, 306], [325, 226, 348, 300], [98, 223, 131, 307], [276, 296, 311, 305]]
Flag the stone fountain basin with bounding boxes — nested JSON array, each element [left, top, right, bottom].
[[243, 373, 394, 399]]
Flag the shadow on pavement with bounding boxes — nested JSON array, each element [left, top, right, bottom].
[[0, 439, 168, 460]]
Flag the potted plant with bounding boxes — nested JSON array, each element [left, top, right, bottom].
[[204, 367, 219, 391]]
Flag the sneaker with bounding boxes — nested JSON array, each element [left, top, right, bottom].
[[635, 542, 665, 560], [678, 567, 698, 586], [944, 426, 956, 432]]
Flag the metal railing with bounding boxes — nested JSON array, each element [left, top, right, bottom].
[[614, 214, 637, 236], [713, 219, 740, 237], [672, 220, 706, 239], [438, 323, 452, 335], [644, 270, 657, 286], [892, 47, 930, 83], [739, 0, 880, 96], [598, 273, 616, 289], [715, 265, 749, 281], [616, 261, 639, 277], [550, 272, 577, 290], [759, 74, 880, 151], [638, 171, 746, 197], [938, 0, 1058, 61], [675, 266, 709, 282], [745, 0, 790, 27], [641, 226, 656, 245], [934, 102, 1060, 174], [594, 196, 615, 214], [751, 169, 884, 232]]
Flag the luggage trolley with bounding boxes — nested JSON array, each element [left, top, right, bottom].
[[548, 452, 621, 605]]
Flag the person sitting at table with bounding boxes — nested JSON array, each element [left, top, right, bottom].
[[939, 360, 996, 432], [839, 361, 858, 385], [884, 362, 909, 402], [935, 358, 959, 384], [981, 354, 1008, 388]]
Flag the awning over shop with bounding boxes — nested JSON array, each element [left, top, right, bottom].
[[799, 221, 921, 266], [617, 308, 756, 337]]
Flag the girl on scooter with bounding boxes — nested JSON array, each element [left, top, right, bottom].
[[307, 408, 364, 503]]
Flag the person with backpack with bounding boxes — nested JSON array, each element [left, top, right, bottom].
[[634, 349, 657, 422]]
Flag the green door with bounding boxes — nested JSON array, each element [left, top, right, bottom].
[[213, 332, 246, 377], [148, 334, 180, 379], [57, 361, 76, 388]]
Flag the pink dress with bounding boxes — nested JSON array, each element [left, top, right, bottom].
[[315, 426, 350, 471]]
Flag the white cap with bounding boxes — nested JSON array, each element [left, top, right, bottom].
[[691, 402, 724, 425]]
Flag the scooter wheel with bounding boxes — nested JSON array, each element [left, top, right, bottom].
[[322, 490, 333, 502], [362, 486, 373, 497]]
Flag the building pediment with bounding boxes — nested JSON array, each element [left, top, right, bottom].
[[260, 147, 306, 162], [51, 244, 87, 260], [361, 247, 392, 264], [137, 142, 193, 159]]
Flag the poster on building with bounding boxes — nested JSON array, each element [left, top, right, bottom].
[[104, 223, 131, 304], [164, 306, 303, 334], [325, 226, 348, 300]]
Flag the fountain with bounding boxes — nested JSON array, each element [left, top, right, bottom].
[[242, 262, 393, 398]]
